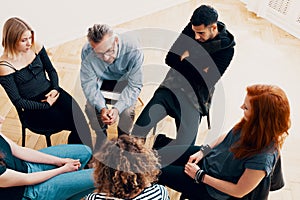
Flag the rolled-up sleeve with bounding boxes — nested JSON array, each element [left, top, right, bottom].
[[245, 152, 277, 177]]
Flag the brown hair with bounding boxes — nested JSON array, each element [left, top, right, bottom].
[[93, 135, 161, 199], [2, 17, 35, 59], [231, 84, 290, 159], [87, 24, 113, 43]]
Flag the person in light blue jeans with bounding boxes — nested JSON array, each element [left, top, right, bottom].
[[0, 118, 95, 200], [23, 145, 95, 200]]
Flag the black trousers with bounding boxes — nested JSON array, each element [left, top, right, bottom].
[[158, 145, 216, 200], [132, 87, 202, 146], [24, 88, 92, 147]]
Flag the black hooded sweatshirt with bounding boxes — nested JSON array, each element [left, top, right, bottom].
[[161, 21, 235, 114]]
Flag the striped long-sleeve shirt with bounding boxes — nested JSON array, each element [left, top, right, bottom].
[[85, 184, 170, 200]]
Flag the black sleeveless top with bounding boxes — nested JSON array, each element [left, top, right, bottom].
[[0, 135, 28, 200], [0, 47, 60, 110]]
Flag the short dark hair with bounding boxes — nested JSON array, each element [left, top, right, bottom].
[[190, 5, 218, 26]]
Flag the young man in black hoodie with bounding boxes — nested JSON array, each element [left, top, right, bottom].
[[132, 5, 235, 149]]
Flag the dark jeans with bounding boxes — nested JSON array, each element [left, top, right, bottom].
[[132, 87, 202, 146], [158, 145, 216, 200], [24, 88, 92, 147]]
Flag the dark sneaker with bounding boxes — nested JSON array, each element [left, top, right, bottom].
[[152, 134, 173, 150]]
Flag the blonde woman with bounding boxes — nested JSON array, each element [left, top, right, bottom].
[[0, 17, 91, 146]]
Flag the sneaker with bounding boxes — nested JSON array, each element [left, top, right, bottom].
[[152, 134, 173, 150]]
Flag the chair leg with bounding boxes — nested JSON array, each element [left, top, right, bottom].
[[207, 109, 211, 130], [138, 97, 144, 106], [22, 126, 26, 147], [152, 124, 157, 136], [45, 135, 52, 147]]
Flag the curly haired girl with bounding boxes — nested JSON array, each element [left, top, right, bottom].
[[86, 134, 170, 200]]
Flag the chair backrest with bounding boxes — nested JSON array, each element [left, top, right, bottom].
[[100, 80, 128, 104], [270, 155, 285, 191]]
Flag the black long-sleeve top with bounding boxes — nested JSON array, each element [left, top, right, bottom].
[[0, 47, 60, 110], [162, 21, 235, 114]]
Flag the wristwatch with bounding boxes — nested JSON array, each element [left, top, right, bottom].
[[199, 144, 211, 157]]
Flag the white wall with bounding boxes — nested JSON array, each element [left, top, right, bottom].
[[240, 0, 300, 39], [0, 0, 187, 53]]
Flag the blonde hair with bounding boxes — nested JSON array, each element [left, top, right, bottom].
[[2, 17, 35, 59]]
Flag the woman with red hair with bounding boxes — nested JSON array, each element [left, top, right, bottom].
[[158, 84, 290, 199]]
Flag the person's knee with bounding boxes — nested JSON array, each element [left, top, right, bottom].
[[85, 102, 106, 130], [118, 107, 135, 134], [81, 144, 92, 155], [120, 106, 135, 121]]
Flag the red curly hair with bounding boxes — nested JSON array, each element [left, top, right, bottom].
[[231, 84, 290, 159]]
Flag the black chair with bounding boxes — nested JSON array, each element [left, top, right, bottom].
[[17, 108, 62, 147], [202, 86, 215, 130], [205, 105, 211, 129]]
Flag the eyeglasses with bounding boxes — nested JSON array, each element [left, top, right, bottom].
[[94, 39, 117, 59]]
